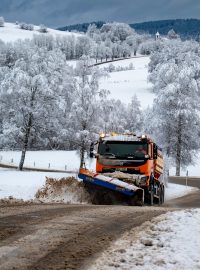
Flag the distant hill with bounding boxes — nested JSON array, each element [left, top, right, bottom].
[[58, 21, 105, 33], [58, 19, 200, 39], [131, 19, 200, 38]]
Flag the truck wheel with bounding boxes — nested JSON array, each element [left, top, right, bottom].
[[161, 186, 165, 204], [158, 186, 163, 205]]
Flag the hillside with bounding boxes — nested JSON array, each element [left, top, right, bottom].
[[58, 21, 105, 33], [58, 18, 200, 38], [131, 19, 200, 38], [0, 22, 80, 43]]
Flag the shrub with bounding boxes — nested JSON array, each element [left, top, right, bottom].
[[38, 24, 48, 33], [19, 22, 34, 31]]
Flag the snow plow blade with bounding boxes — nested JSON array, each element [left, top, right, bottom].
[[78, 168, 144, 205]]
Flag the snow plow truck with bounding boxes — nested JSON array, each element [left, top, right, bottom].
[[78, 133, 164, 206]]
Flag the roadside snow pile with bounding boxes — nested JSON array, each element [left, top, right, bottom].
[[165, 183, 198, 201], [0, 169, 69, 200], [89, 209, 200, 270], [35, 177, 90, 204]]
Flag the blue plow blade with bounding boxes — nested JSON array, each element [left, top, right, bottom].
[[78, 173, 137, 197]]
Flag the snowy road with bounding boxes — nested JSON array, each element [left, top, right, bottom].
[[0, 190, 199, 270], [0, 204, 165, 270]]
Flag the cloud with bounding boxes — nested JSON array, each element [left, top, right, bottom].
[[0, 0, 200, 28]]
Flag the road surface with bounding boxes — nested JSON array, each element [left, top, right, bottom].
[[0, 189, 199, 270]]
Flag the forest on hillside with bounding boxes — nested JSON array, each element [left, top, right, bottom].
[[58, 19, 200, 39]]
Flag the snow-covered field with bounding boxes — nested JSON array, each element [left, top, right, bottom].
[[0, 169, 72, 200], [99, 57, 153, 108], [0, 22, 79, 43], [89, 208, 200, 270], [0, 150, 95, 172]]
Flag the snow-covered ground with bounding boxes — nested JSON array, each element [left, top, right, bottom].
[[0, 150, 95, 172], [164, 183, 197, 201], [0, 22, 79, 43], [0, 168, 74, 200], [99, 57, 153, 108], [89, 208, 200, 270]]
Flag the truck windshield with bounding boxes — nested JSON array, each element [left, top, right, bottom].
[[98, 141, 148, 159]]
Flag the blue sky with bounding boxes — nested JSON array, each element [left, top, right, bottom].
[[0, 0, 199, 28]]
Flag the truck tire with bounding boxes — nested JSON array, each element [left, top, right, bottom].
[[150, 185, 154, 206], [158, 187, 161, 205], [161, 185, 165, 204]]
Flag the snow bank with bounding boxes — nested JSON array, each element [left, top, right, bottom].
[[89, 209, 200, 270], [0, 169, 73, 200], [165, 183, 197, 201], [35, 177, 90, 204]]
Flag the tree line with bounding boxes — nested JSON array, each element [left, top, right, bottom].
[[0, 37, 143, 170]]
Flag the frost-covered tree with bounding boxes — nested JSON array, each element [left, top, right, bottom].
[[32, 34, 54, 50], [39, 24, 48, 33], [75, 36, 94, 58], [101, 23, 134, 42], [87, 24, 100, 38], [69, 56, 106, 167], [149, 40, 200, 175], [0, 17, 5, 27], [55, 35, 76, 59], [125, 95, 143, 132], [19, 22, 34, 31], [126, 34, 141, 56], [0, 46, 70, 170], [138, 39, 159, 55], [99, 98, 127, 134], [0, 40, 30, 68], [167, 29, 179, 39]]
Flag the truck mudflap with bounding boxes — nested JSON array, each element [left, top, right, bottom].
[[78, 168, 144, 204]]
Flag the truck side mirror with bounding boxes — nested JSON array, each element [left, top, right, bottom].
[[89, 143, 94, 158], [153, 143, 158, 159]]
